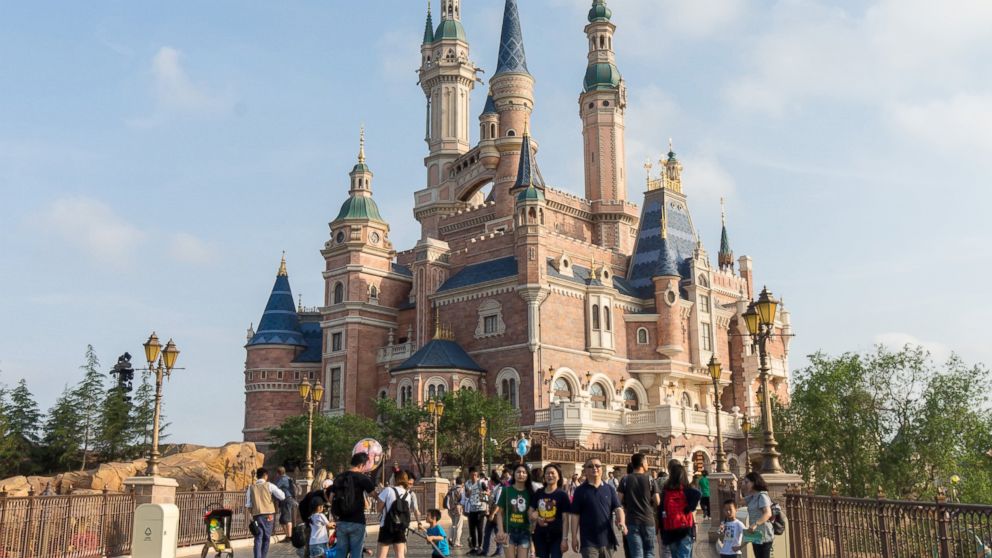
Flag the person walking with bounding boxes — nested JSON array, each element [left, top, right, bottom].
[[617, 454, 658, 558], [494, 464, 534, 558], [482, 471, 505, 557], [245, 467, 286, 558], [331, 453, 377, 558], [275, 466, 297, 542], [741, 472, 774, 558], [464, 467, 489, 555], [529, 464, 570, 558], [568, 459, 626, 558], [445, 478, 466, 548], [698, 471, 711, 519], [658, 461, 700, 558], [376, 471, 422, 558], [308, 499, 333, 558]]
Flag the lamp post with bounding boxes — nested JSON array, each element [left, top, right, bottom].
[[740, 415, 752, 473], [426, 398, 445, 477], [742, 286, 784, 474], [707, 355, 728, 473], [479, 418, 488, 472], [299, 379, 324, 492], [141, 332, 180, 477]]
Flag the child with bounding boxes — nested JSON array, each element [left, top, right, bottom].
[[717, 499, 745, 558], [310, 499, 333, 558], [425, 509, 451, 558]]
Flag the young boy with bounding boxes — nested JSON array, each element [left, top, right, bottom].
[[717, 499, 745, 558], [309, 499, 334, 558], [425, 509, 451, 558]]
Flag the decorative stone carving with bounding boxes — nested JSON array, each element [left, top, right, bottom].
[[474, 299, 506, 339]]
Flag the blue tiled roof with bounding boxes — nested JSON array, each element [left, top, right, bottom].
[[437, 257, 517, 292], [545, 260, 640, 298], [482, 92, 497, 116], [392, 339, 486, 372], [248, 274, 306, 347], [655, 236, 680, 278], [392, 263, 413, 277], [627, 189, 697, 298], [495, 0, 529, 76], [512, 133, 544, 192], [292, 322, 323, 363]]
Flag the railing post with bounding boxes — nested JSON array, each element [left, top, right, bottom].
[[806, 486, 820, 558], [830, 489, 844, 557], [100, 486, 110, 557], [0, 486, 7, 553], [876, 487, 892, 558], [935, 490, 951, 558], [786, 488, 801, 558], [21, 486, 35, 558]]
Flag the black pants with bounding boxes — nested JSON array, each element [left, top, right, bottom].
[[468, 511, 486, 550], [700, 496, 711, 518], [751, 542, 772, 558]]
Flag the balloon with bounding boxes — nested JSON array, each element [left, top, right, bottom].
[[352, 438, 384, 473]]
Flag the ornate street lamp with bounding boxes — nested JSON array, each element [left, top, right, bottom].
[[479, 418, 488, 472], [141, 332, 180, 477], [740, 415, 752, 473], [742, 286, 784, 474], [707, 355, 728, 473], [299, 379, 324, 492], [426, 398, 445, 477]]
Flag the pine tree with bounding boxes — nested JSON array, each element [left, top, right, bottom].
[[42, 386, 81, 472], [0, 377, 17, 477], [7, 379, 42, 444], [73, 345, 105, 470], [130, 370, 155, 458], [96, 386, 133, 461]]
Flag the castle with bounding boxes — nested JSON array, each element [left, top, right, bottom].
[[243, 0, 794, 475]]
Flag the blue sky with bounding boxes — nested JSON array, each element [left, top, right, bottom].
[[1, 0, 990, 446]]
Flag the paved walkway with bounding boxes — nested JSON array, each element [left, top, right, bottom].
[[264, 518, 719, 558]]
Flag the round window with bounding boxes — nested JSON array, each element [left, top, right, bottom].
[[665, 290, 678, 306], [369, 231, 381, 245], [336, 231, 345, 244]]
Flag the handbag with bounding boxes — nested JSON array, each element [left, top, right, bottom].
[[248, 517, 260, 537]]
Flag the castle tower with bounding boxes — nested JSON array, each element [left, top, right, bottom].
[[652, 209, 682, 356], [579, 0, 632, 251], [416, 0, 478, 237], [718, 198, 734, 271], [321, 131, 398, 416], [478, 92, 500, 169], [491, 0, 537, 218]]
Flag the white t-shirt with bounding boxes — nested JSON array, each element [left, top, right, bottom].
[[310, 513, 331, 545], [719, 519, 745, 555], [379, 486, 419, 527]]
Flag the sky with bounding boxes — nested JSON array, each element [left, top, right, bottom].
[[1, 0, 990, 447]]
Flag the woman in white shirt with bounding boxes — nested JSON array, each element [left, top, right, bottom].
[[376, 472, 422, 558]]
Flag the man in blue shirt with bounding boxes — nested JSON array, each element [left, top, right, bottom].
[[569, 459, 627, 558]]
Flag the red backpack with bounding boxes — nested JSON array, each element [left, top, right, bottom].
[[661, 488, 694, 531]]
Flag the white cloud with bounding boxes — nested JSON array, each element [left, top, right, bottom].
[[129, 46, 232, 126], [36, 196, 145, 263], [874, 332, 952, 364], [888, 94, 992, 159], [624, 85, 681, 181], [168, 232, 215, 265], [681, 153, 737, 207]]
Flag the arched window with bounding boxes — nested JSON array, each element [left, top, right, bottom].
[[599, 35, 605, 49], [507, 129, 516, 137], [603, 306, 612, 331], [399, 383, 414, 407], [553, 378, 573, 402], [333, 282, 344, 304], [490, 123, 496, 138], [428, 384, 437, 400], [369, 284, 379, 303], [681, 392, 692, 408], [636, 328, 649, 344], [592, 304, 601, 329], [501, 378, 518, 408], [623, 388, 639, 411], [589, 382, 608, 409]]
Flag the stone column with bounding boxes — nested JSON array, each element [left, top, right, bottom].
[[761, 473, 803, 558], [418, 477, 450, 514], [124, 476, 179, 506], [706, 472, 737, 543]]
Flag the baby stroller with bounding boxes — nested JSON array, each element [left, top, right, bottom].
[[201, 504, 235, 558]]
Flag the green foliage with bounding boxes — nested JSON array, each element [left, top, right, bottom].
[[374, 398, 431, 474], [41, 386, 82, 472], [268, 412, 382, 474], [2, 379, 44, 475], [438, 389, 517, 473], [73, 345, 106, 471], [129, 370, 156, 456], [96, 386, 134, 462], [0, 376, 19, 477], [777, 345, 992, 503]]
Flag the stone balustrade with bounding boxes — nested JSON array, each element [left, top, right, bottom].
[[531, 401, 743, 440]]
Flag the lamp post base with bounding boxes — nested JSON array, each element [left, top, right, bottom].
[[124, 475, 179, 506]]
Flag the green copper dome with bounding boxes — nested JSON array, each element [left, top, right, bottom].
[[435, 19, 467, 42], [351, 162, 371, 174], [588, 1, 612, 22], [584, 62, 621, 92], [517, 184, 545, 203], [335, 196, 384, 222]]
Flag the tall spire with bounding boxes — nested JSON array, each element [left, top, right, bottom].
[[358, 125, 366, 164], [512, 124, 543, 192], [495, 0, 529, 76], [278, 251, 287, 276], [719, 197, 734, 270], [423, 1, 434, 44]]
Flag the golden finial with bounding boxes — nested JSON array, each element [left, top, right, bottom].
[[523, 120, 529, 137], [433, 310, 442, 339], [661, 203, 668, 240], [358, 125, 366, 164], [277, 251, 288, 276]]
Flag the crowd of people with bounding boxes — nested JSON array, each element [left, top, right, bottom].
[[242, 454, 779, 558]]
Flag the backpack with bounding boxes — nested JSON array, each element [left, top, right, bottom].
[[444, 486, 462, 512], [291, 522, 308, 549], [331, 473, 361, 519], [770, 502, 787, 536], [660, 488, 694, 532], [385, 488, 411, 535]]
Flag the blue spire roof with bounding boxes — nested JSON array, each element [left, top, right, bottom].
[[495, 0, 530, 76], [248, 266, 305, 347], [392, 339, 485, 372], [655, 236, 680, 278], [482, 92, 497, 116], [626, 189, 698, 298], [511, 132, 543, 191]]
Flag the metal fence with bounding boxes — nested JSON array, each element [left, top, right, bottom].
[[785, 489, 992, 558], [174, 491, 252, 548]]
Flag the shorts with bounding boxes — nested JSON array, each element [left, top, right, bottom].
[[279, 500, 296, 524], [508, 531, 531, 548], [309, 542, 328, 557], [378, 527, 408, 545]]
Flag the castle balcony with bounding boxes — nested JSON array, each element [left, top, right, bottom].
[[530, 401, 742, 442], [377, 341, 415, 364]]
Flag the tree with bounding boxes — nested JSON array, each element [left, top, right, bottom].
[[437, 389, 517, 473], [96, 386, 134, 461], [2, 379, 44, 474], [129, 370, 156, 457], [268, 413, 381, 474], [374, 398, 432, 476], [41, 386, 82, 473], [776, 345, 992, 503], [0, 375, 18, 477], [73, 345, 106, 470]]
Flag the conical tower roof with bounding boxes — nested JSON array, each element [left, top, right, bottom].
[[248, 255, 306, 347], [495, 0, 529, 76], [718, 198, 733, 269], [654, 209, 680, 278], [511, 128, 543, 192]]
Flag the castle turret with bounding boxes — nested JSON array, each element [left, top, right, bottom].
[[491, 0, 537, 218], [512, 130, 549, 353], [652, 208, 682, 357], [719, 198, 734, 271], [478, 92, 500, 169]]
